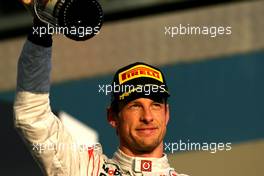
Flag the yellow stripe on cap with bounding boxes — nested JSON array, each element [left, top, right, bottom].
[[118, 65, 163, 85]]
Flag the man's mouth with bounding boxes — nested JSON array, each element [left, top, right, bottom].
[[135, 127, 158, 136]]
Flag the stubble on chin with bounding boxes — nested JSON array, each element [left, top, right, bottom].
[[132, 133, 163, 153]]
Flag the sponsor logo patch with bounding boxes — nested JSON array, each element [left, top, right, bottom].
[[118, 65, 163, 85], [141, 160, 152, 172], [99, 163, 121, 176]]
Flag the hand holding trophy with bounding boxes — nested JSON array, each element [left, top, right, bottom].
[[19, 0, 104, 41]]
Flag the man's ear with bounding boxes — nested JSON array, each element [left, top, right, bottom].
[[165, 104, 170, 125], [107, 106, 118, 128]]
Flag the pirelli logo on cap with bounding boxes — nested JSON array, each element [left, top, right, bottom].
[[118, 65, 163, 84]]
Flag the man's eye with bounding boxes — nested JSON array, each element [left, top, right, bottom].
[[152, 103, 162, 108], [130, 104, 141, 109]]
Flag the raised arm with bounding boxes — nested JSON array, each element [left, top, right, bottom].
[[13, 20, 81, 176]]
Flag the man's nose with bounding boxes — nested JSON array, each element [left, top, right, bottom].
[[140, 108, 154, 123]]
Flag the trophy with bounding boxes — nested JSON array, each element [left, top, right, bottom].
[[21, 0, 104, 41]]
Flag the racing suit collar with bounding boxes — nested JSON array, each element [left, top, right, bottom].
[[112, 149, 170, 173]]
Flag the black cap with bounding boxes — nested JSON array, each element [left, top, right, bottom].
[[111, 62, 170, 104]]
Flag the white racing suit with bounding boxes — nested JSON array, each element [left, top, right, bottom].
[[14, 40, 187, 176]]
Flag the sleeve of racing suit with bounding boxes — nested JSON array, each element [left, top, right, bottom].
[[13, 23, 86, 176]]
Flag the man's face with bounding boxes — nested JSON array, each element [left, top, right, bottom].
[[109, 98, 169, 154]]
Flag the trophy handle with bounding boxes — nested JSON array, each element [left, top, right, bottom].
[[33, 0, 59, 26], [19, 0, 57, 26]]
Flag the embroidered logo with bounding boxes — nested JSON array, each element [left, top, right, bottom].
[[118, 65, 163, 85], [141, 160, 152, 172]]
